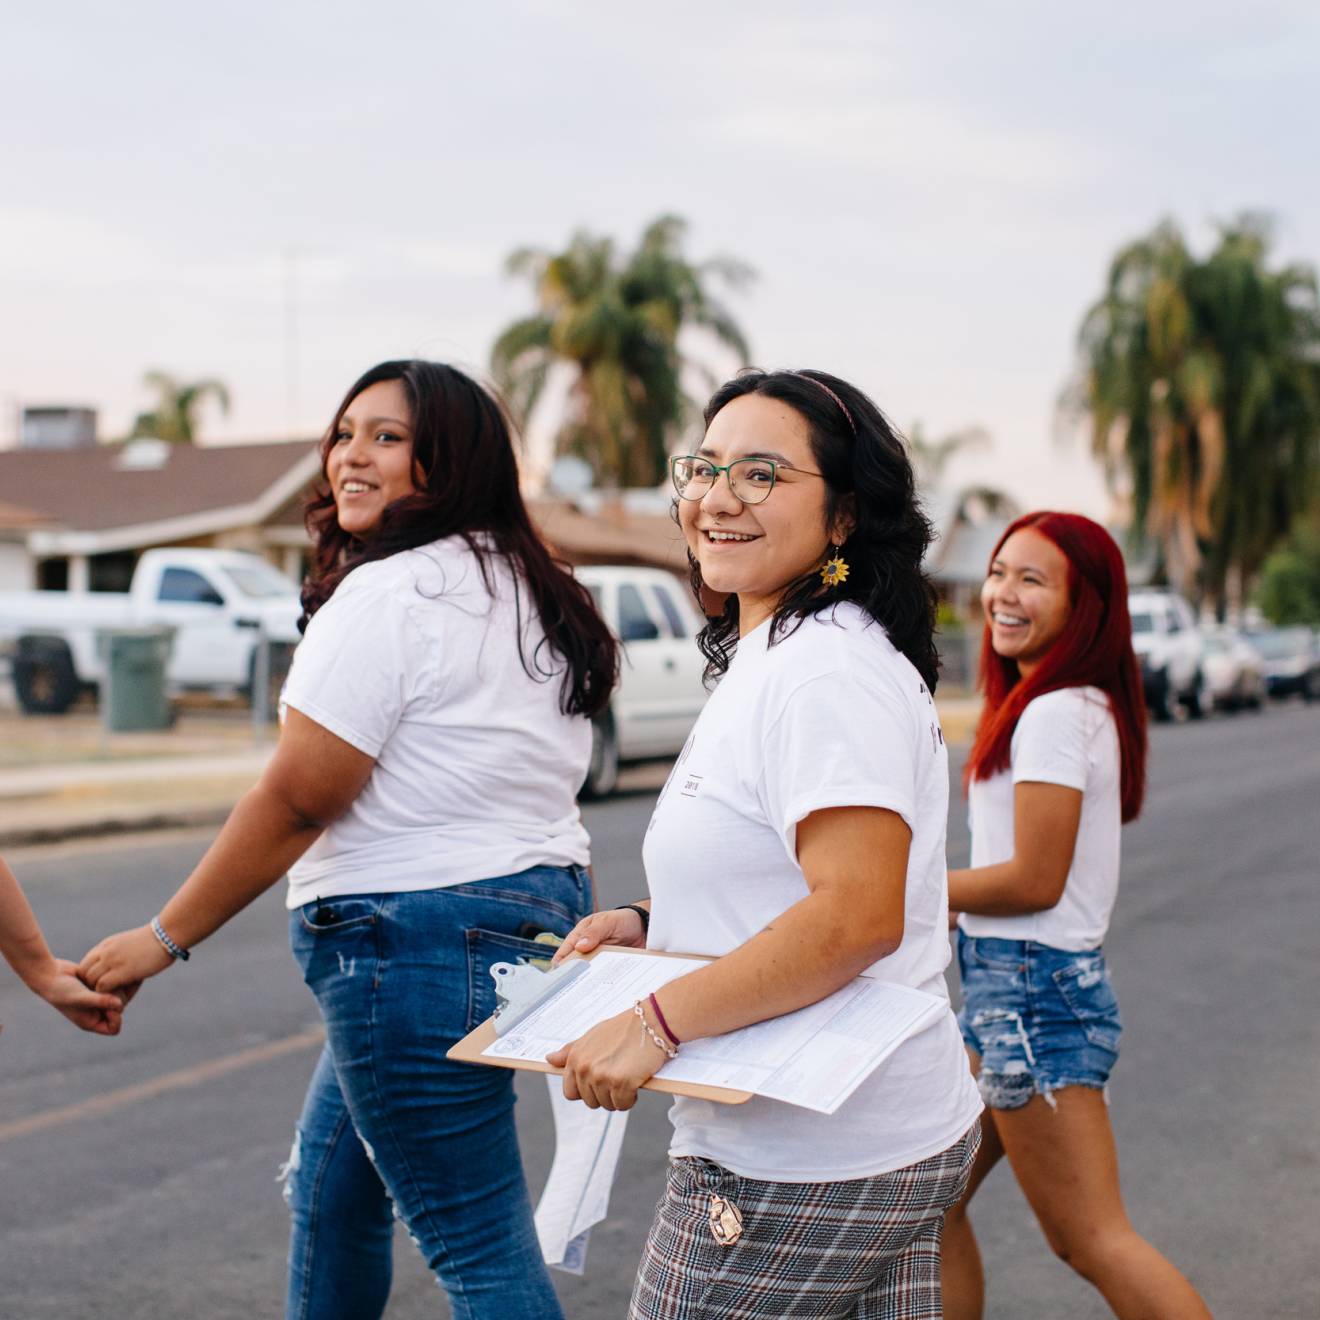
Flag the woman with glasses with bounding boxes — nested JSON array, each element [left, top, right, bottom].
[[80, 361, 617, 1320], [550, 369, 983, 1319]]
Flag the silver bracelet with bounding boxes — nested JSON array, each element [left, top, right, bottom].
[[150, 915, 190, 962], [633, 999, 678, 1059]]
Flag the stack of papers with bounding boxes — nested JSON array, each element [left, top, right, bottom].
[[484, 948, 947, 1115]]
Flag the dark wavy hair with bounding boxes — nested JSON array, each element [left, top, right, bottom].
[[300, 360, 616, 718], [689, 369, 939, 691], [964, 511, 1147, 821]]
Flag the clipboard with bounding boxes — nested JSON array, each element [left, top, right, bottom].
[[447, 945, 753, 1105]]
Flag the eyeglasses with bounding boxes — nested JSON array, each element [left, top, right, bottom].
[[670, 454, 825, 506]]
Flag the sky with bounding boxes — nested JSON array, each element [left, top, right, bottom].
[[3, 0, 1318, 515]]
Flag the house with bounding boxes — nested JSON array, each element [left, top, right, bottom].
[[1, 434, 1025, 613], [0, 439, 322, 592], [923, 486, 1020, 617], [0, 439, 691, 593]]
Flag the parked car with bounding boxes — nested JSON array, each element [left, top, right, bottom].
[[1128, 590, 1208, 720], [574, 565, 709, 798], [1245, 626, 1320, 702], [0, 548, 302, 715], [1199, 630, 1267, 712]]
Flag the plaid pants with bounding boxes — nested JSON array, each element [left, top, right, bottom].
[[629, 1124, 980, 1320]]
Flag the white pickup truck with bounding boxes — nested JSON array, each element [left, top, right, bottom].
[[0, 548, 302, 715]]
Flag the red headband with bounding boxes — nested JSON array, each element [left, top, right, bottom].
[[796, 373, 856, 434]]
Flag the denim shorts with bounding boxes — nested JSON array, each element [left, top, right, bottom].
[[956, 932, 1122, 1111]]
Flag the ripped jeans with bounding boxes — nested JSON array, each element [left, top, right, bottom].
[[956, 933, 1122, 1111], [282, 866, 591, 1320]]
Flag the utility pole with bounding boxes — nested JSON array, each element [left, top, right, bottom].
[[284, 248, 300, 440]]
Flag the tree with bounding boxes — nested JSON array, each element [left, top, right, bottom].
[[1256, 513, 1320, 625], [907, 421, 990, 483], [128, 371, 231, 444], [907, 421, 1011, 514], [491, 215, 753, 487], [1073, 215, 1320, 609]]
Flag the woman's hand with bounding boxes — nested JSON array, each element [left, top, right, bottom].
[[80, 925, 174, 993], [545, 1007, 667, 1111], [550, 908, 646, 966], [27, 957, 130, 1035]]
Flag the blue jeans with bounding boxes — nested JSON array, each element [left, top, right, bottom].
[[282, 864, 592, 1320], [956, 932, 1123, 1111]]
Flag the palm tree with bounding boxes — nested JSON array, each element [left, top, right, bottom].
[[1073, 215, 1320, 608], [128, 371, 231, 444], [908, 420, 988, 483], [491, 215, 754, 487]]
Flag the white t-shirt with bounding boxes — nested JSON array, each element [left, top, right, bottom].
[[281, 537, 591, 910], [644, 604, 982, 1182], [959, 686, 1121, 951]]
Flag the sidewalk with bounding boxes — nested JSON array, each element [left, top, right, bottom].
[[0, 700, 276, 848], [0, 695, 982, 850]]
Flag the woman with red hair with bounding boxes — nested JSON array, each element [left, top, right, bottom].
[[941, 512, 1210, 1319]]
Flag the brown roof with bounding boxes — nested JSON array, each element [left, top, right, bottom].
[[0, 441, 318, 533], [0, 441, 688, 574], [0, 499, 54, 531], [528, 498, 688, 573]]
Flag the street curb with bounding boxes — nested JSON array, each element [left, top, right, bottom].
[[0, 805, 232, 851]]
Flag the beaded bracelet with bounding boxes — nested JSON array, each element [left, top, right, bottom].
[[633, 999, 678, 1059], [150, 915, 190, 962]]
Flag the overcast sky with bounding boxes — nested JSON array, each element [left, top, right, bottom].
[[3, 0, 1317, 514]]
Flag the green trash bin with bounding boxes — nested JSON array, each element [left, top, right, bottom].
[[96, 627, 175, 732]]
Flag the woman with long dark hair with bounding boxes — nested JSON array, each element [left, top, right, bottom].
[[941, 511, 1210, 1318], [550, 369, 983, 1318], [81, 360, 617, 1320]]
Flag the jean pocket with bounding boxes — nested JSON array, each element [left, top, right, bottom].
[[967, 940, 1026, 974], [1052, 958, 1122, 1050], [452, 865, 591, 929], [296, 895, 382, 936], [464, 928, 563, 1033]]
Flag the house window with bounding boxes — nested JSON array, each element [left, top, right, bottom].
[[36, 558, 68, 591], [90, 550, 138, 593]]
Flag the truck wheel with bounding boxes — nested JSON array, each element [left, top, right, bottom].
[[13, 636, 80, 715], [580, 712, 620, 800], [1148, 668, 1174, 722], [1183, 670, 1210, 720]]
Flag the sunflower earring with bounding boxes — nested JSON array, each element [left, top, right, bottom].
[[820, 544, 850, 588]]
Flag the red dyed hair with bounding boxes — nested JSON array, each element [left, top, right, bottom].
[[963, 511, 1147, 822]]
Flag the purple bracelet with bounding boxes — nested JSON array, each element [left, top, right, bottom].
[[648, 992, 680, 1047]]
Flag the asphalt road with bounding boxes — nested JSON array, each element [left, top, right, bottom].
[[2, 701, 1318, 1318]]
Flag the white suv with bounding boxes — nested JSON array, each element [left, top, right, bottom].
[[1128, 590, 1208, 720], [575, 565, 709, 797]]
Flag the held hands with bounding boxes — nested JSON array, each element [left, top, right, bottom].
[[26, 957, 130, 1036], [550, 907, 646, 966], [80, 924, 173, 994], [546, 1005, 668, 1111]]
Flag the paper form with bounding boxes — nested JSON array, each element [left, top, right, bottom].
[[484, 949, 948, 1114], [533, 1075, 629, 1273]]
